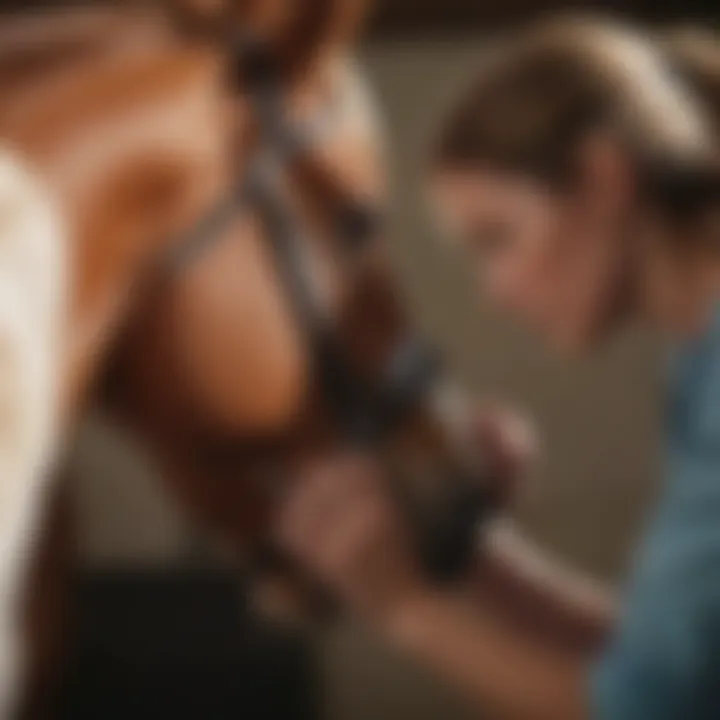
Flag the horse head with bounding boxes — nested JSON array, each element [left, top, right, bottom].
[[1, 8, 500, 699], [97, 4, 498, 584], [0, 5, 502, 711]]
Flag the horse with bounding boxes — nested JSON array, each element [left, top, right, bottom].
[[0, 2, 497, 715]]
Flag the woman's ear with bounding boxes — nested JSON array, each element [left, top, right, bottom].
[[574, 132, 637, 225]]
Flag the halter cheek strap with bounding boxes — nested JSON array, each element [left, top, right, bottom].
[[159, 36, 496, 583]]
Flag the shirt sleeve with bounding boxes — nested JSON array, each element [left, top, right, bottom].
[[592, 589, 712, 719], [592, 452, 720, 720], [591, 313, 720, 720]]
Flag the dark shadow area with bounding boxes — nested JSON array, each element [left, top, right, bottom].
[[55, 569, 319, 720]]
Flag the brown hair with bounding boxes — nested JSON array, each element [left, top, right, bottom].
[[434, 17, 720, 219]]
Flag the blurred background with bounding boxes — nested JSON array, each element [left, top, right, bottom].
[[10, 1, 718, 718]]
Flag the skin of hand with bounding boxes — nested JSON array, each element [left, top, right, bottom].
[[275, 408, 536, 626], [275, 412, 595, 720]]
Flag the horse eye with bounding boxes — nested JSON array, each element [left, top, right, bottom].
[[336, 201, 385, 252]]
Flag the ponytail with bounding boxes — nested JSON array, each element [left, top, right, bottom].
[[649, 28, 720, 219]]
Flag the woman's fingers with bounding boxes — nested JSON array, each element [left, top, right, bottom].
[[277, 454, 371, 553], [275, 452, 426, 620], [472, 406, 538, 505]]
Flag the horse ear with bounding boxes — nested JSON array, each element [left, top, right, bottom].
[[170, 1, 374, 79], [168, 0, 229, 30], [280, 0, 374, 75]]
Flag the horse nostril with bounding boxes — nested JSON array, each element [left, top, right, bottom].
[[335, 202, 385, 252]]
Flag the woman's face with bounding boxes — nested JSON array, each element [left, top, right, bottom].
[[432, 168, 631, 353]]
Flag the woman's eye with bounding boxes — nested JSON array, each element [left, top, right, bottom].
[[470, 221, 514, 255]]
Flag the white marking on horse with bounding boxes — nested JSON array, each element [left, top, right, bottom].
[[0, 148, 67, 713]]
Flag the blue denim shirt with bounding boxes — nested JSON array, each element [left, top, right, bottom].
[[593, 309, 720, 719]]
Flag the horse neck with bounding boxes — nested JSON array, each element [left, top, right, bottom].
[[1, 32, 234, 413]]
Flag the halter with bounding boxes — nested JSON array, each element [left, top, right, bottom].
[[159, 35, 496, 583]]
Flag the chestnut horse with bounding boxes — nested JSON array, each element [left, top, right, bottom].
[[0, 2, 495, 716]]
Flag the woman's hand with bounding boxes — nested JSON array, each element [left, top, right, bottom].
[[472, 405, 537, 509], [275, 407, 537, 625], [276, 452, 428, 626]]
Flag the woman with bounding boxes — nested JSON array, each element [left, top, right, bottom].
[[276, 18, 720, 720]]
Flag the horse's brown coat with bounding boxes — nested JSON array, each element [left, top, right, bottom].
[[1, 4, 483, 716], [0, 3, 382, 714]]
